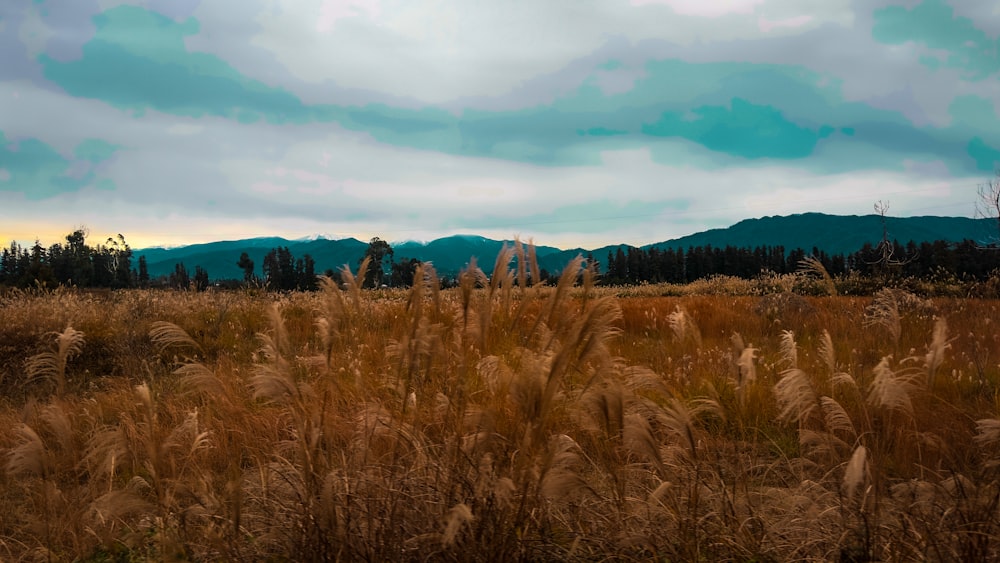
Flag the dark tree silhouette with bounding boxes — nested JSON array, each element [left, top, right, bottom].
[[137, 256, 150, 287], [362, 237, 393, 287], [390, 257, 421, 287], [169, 263, 190, 289], [237, 252, 256, 284], [193, 266, 210, 291]]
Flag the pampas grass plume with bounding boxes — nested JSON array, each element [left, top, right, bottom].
[[843, 445, 868, 504], [25, 325, 85, 396]]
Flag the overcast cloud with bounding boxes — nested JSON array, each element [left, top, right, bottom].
[[1, 0, 998, 249]]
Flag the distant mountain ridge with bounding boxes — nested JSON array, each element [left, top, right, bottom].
[[134, 213, 997, 281], [642, 213, 995, 257]]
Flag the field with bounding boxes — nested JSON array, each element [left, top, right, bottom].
[[2, 252, 1000, 561]]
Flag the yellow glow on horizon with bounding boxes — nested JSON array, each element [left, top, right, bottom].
[[0, 222, 237, 250], [1, 221, 77, 248]]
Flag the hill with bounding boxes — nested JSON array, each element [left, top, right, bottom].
[[642, 213, 996, 257], [134, 214, 997, 280]]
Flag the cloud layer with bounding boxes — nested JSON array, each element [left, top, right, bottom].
[[2, 0, 998, 249]]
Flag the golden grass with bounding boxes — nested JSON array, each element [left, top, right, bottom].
[[1, 253, 999, 561]]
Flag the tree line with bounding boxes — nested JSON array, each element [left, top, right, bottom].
[[600, 239, 1000, 285], [1, 230, 137, 289], [0, 232, 419, 291], [0, 229, 213, 290], [3, 229, 1000, 291]]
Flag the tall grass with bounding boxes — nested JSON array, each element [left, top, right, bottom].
[[0, 249, 999, 561]]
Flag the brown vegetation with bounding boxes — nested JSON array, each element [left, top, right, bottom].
[[1, 246, 1000, 561]]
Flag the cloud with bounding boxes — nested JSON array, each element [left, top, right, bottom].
[[316, 0, 382, 31], [445, 198, 691, 235], [758, 15, 813, 33], [873, 0, 1000, 79], [632, 0, 764, 18], [39, 5, 311, 123], [24, 3, 1000, 177], [0, 131, 118, 200], [240, 0, 849, 105], [334, 57, 1000, 174]]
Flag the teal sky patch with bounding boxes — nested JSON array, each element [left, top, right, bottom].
[[346, 104, 453, 135], [96, 178, 116, 191], [456, 107, 607, 164], [579, 127, 628, 137], [40, 5, 310, 123], [0, 132, 116, 199], [74, 138, 120, 162], [948, 96, 1000, 134], [873, 0, 1000, 79], [968, 137, 1000, 171], [641, 98, 824, 160]]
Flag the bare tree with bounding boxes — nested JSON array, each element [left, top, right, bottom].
[[976, 169, 1000, 246], [870, 200, 914, 274]]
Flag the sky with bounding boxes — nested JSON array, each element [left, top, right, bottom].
[[1, 0, 999, 251]]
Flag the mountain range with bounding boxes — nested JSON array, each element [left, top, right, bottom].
[[134, 213, 998, 281]]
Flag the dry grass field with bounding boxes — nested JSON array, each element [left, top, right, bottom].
[[2, 248, 1000, 561]]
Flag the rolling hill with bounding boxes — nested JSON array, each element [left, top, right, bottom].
[[134, 213, 998, 281]]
